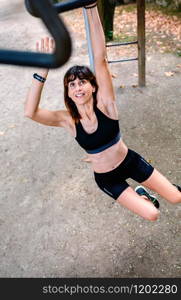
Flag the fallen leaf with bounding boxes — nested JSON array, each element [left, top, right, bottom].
[[164, 71, 174, 77], [19, 178, 28, 183], [111, 73, 117, 78]]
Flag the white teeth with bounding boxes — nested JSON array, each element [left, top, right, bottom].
[[75, 93, 84, 97]]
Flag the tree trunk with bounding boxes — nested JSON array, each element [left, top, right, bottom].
[[97, 0, 117, 41]]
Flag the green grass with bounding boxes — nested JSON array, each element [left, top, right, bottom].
[[176, 49, 181, 56], [116, 2, 181, 18], [113, 33, 137, 43], [146, 3, 181, 18], [117, 3, 136, 13]]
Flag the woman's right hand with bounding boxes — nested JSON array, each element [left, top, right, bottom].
[[35, 36, 55, 77]]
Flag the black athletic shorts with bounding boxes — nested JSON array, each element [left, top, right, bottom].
[[94, 149, 154, 200]]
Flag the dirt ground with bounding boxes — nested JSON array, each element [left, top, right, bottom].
[[0, 0, 181, 278]]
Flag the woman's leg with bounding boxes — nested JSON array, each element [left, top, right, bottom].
[[116, 187, 160, 221], [141, 169, 181, 204]]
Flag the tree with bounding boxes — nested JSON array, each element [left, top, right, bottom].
[[97, 0, 135, 41], [97, 0, 117, 41]]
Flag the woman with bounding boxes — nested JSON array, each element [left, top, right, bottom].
[[25, 2, 181, 221]]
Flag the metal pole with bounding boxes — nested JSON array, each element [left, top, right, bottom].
[[83, 8, 95, 72]]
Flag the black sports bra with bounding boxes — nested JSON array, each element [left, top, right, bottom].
[[75, 106, 121, 154]]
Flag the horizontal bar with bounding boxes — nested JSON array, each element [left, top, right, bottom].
[[0, 0, 72, 68], [54, 0, 97, 13], [25, 0, 97, 17], [108, 57, 138, 63], [106, 41, 138, 47]]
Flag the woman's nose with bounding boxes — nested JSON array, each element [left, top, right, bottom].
[[75, 84, 82, 91]]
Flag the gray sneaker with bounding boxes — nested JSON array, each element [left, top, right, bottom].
[[135, 186, 160, 209]]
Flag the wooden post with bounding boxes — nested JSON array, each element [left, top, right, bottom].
[[137, 0, 146, 86]]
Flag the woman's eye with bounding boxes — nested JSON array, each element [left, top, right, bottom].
[[80, 80, 86, 85], [69, 82, 75, 88]]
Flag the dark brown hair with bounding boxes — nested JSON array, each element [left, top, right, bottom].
[[63, 65, 98, 123]]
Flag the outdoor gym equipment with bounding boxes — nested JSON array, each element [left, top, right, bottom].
[[0, 0, 96, 68], [25, 0, 97, 17], [104, 0, 146, 86], [0, 0, 145, 86]]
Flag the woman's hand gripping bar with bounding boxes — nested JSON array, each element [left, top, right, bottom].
[[0, 0, 72, 69]]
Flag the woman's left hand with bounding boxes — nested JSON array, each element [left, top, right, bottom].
[[36, 36, 55, 54], [35, 36, 55, 77]]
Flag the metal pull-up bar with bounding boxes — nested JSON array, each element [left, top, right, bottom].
[[25, 0, 97, 17], [0, 0, 72, 68], [0, 0, 96, 68], [106, 41, 138, 63]]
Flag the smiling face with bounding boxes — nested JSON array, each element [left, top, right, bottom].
[[68, 77, 96, 105], [63, 65, 98, 123]]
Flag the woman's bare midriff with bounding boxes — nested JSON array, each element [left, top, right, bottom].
[[88, 139, 128, 173]]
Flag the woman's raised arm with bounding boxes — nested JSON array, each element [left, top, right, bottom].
[[24, 37, 69, 127], [85, 3, 115, 104]]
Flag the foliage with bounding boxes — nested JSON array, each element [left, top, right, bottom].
[[146, 0, 181, 10], [114, 2, 181, 57]]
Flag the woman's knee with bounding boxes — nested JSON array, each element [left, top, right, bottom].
[[169, 193, 181, 204], [145, 207, 160, 221]]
